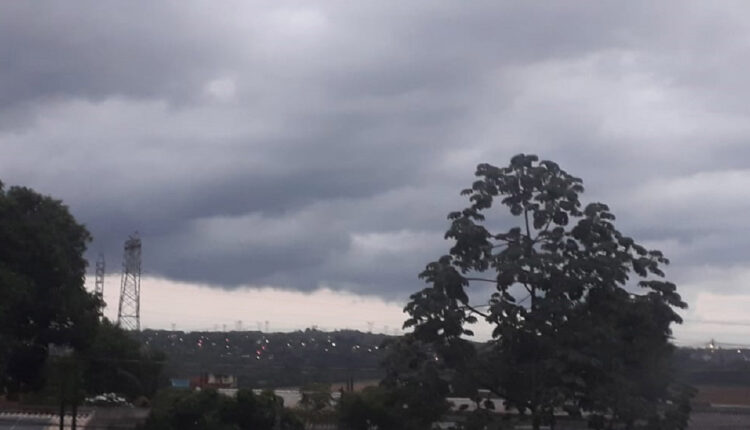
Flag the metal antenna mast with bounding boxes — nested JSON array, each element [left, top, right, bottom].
[[117, 233, 142, 331], [95, 253, 106, 312]]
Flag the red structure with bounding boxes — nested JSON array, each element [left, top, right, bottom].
[[190, 373, 237, 390]]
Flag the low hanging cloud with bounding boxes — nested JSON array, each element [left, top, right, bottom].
[[2, 0, 750, 319]]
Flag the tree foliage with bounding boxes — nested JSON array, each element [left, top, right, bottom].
[[140, 388, 303, 430], [403, 155, 691, 429], [339, 336, 451, 430], [299, 382, 333, 414], [0, 182, 101, 395], [83, 319, 165, 400], [338, 385, 405, 430]]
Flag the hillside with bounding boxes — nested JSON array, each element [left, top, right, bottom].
[[135, 329, 392, 389]]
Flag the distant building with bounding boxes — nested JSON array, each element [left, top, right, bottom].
[[170, 378, 190, 389], [192, 373, 237, 390]]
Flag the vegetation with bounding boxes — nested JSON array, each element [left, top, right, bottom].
[[337, 386, 401, 430], [140, 388, 303, 430], [298, 382, 334, 425], [0, 158, 700, 429], [0, 181, 164, 405], [0, 181, 100, 396], [401, 155, 692, 429], [83, 319, 166, 400], [339, 336, 451, 430]]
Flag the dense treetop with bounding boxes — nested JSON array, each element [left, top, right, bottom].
[[400, 155, 690, 429]]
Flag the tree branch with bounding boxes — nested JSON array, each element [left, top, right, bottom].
[[462, 303, 490, 319], [521, 281, 533, 295], [465, 277, 499, 284], [524, 208, 531, 239]]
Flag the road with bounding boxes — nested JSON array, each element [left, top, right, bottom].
[[0, 413, 54, 429], [84, 407, 148, 429], [0, 413, 89, 430]]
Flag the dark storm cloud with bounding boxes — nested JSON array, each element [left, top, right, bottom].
[[2, 1, 750, 303], [0, 2, 226, 111]]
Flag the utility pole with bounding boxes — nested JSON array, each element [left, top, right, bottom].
[[51, 346, 74, 430], [117, 233, 142, 331]]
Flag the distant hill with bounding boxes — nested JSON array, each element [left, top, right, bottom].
[[134, 329, 392, 389], [135, 330, 750, 391], [675, 347, 750, 386]]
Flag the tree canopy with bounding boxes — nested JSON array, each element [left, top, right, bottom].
[[0, 181, 101, 395], [141, 388, 303, 430], [402, 154, 691, 429], [83, 319, 165, 400]]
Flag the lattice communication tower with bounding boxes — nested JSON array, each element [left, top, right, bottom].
[[95, 253, 105, 313], [117, 233, 142, 331]]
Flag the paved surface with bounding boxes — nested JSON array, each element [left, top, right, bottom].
[[84, 408, 148, 430], [688, 411, 750, 429], [0, 413, 54, 429], [0, 412, 90, 430]]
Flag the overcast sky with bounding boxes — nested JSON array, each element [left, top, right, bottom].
[[3, 1, 750, 343]]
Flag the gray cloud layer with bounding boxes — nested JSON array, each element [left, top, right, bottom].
[[2, 1, 750, 304]]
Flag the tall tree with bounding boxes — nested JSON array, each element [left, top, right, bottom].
[[0, 181, 100, 395], [404, 155, 690, 429]]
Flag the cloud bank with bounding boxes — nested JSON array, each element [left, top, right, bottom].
[[3, 2, 750, 338]]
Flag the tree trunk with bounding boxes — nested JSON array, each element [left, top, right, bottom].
[[59, 377, 65, 430], [59, 401, 65, 430], [71, 401, 77, 430], [532, 411, 541, 430]]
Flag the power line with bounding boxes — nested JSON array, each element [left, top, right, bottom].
[[683, 319, 750, 327]]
